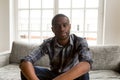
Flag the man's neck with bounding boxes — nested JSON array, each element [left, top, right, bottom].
[[57, 37, 69, 46]]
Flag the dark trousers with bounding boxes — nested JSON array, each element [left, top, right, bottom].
[[21, 66, 89, 80]]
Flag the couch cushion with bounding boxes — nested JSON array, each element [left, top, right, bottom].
[[90, 70, 120, 80], [90, 45, 120, 70], [10, 41, 36, 63], [0, 64, 20, 80], [0, 64, 119, 80], [9, 41, 50, 67]]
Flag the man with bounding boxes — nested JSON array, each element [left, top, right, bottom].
[[19, 14, 92, 80]]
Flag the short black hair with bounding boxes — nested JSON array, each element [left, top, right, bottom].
[[51, 14, 70, 26]]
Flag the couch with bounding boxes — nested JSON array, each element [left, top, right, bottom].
[[0, 41, 120, 80]]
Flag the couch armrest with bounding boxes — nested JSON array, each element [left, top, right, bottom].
[[0, 51, 11, 67]]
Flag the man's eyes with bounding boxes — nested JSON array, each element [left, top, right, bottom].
[[55, 23, 68, 27], [63, 24, 68, 26]]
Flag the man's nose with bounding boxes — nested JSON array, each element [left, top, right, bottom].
[[59, 25, 65, 31]]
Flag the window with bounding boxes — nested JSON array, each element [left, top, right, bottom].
[[14, 0, 104, 45]]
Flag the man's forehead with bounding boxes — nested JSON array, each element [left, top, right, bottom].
[[54, 17, 69, 23]]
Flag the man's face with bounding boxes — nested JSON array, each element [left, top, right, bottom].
[[52, 16, 71, 40]]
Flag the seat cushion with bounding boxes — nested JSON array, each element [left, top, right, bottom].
[[0, 64, 20, 80], [0, 64, 120, 80], [90, 70, 120, 80]]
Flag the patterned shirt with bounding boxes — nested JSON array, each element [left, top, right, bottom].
[[21, 34, 92, 73]]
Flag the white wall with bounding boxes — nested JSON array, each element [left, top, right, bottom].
[[0, 0, 10, 52], [103, 0, 120, 45]]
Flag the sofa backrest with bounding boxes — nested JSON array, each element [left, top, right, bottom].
[[10, 41, 120, 70], [90, 45, 120, 71], [9, 41, 50, 67]]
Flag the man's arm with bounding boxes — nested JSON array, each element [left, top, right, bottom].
[[53, 61, 90, 80], [19, 61, 39, 80]]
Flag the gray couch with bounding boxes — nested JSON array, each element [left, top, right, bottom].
[[0, 41, 120, 80]]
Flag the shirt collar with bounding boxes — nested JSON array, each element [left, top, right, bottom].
[[69, 35, 74, 46], [54, 35, 74, 48]]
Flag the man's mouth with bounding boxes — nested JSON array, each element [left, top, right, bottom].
[[60, 32, 67, 36]]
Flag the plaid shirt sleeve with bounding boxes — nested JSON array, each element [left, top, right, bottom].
[[77, 38, 93, 65], [20, 42, 47, 64]]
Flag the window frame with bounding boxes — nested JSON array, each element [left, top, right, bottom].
[[13, 0, 104, 45]]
